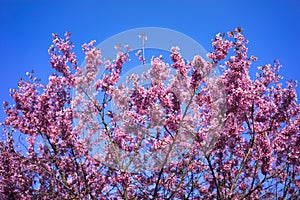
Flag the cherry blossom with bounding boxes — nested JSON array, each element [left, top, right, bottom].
[[1, 28, 299, 199]]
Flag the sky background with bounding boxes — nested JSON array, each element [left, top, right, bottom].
[[0, 0, 300, 122]]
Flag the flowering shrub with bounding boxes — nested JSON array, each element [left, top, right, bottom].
[[1, 28, 299, 199]]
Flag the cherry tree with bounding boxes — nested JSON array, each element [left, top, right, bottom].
[[1, 28, 299, 199]]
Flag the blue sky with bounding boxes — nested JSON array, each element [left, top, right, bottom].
[[0, 0, 300, 122]]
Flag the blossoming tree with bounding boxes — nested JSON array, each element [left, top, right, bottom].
[[1, 28, 299, 199]]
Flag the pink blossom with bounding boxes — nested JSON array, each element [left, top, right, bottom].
[[1, 29, 299, 200]]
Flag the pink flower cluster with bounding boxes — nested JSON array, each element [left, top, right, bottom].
[[1, 29, 299, 199]]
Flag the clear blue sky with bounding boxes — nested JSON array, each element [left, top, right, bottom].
[[1, 0, 300, 122]]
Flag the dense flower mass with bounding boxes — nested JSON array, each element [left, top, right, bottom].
[[1, 28, 299, 199]]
